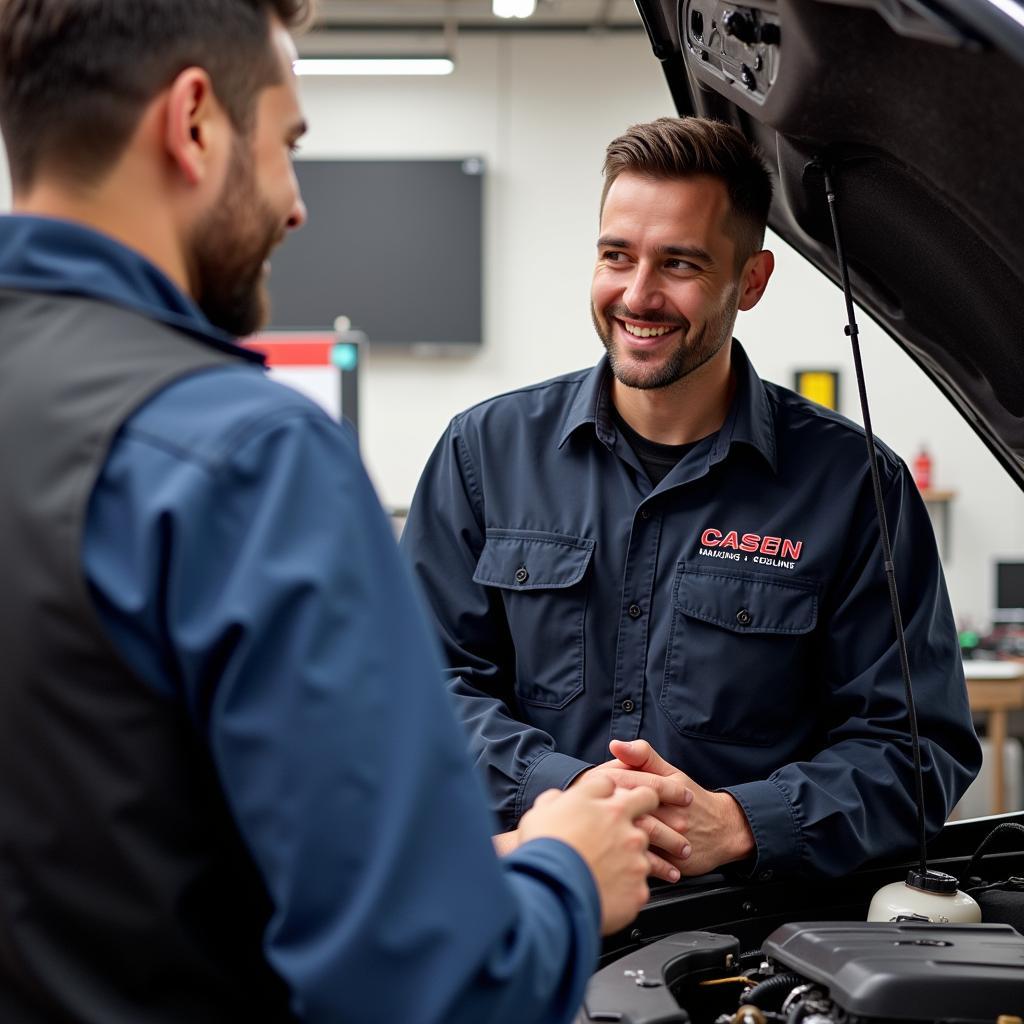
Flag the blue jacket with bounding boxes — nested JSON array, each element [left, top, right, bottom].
[[0, 215, 600, 1024], [401, 348, 982, 878]]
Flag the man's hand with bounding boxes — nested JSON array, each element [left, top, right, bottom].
[[517, 774, 658, 935], [492, 830, 519, 856], [607, 739, 755, 877], [570, 748, 696, 882]]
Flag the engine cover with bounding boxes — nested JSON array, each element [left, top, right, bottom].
[[575, 922, 1024, 1023], [763, 920, 1024, 1021]]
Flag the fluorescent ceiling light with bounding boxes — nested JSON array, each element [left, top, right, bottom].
[[493, 0, 537, 17], [294, 57, 455, 77]]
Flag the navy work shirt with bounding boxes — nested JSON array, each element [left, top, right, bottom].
[[0, 215, 601, 1024], [402, 346, 981, 878]]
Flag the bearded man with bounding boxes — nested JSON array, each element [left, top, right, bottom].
[[0, 3, 665, 1021], [402, 116, 980, 883]]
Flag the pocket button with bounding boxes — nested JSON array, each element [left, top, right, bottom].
[[736, 608, 752, 626], [514, 566, 529, 584]]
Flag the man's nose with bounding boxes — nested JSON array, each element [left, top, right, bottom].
[[287, 196, 307, 232], [622, 265, 663, 313]]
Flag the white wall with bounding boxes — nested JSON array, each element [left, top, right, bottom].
[[1, 28, 1018, 627], [288, 30, 675, 501]]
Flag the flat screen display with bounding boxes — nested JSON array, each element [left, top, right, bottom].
[[266, 158, 484, 347], [996, 561, 1024, 612]]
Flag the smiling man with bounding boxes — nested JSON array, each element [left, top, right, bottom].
[[403, 117, 981, 882]]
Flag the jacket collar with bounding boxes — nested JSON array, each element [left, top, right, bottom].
[[558, 339, 778, 473], [0, 214, 264, 364]]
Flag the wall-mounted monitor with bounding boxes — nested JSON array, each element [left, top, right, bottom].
[[995, 560, 1024, 623], [266, 158, 484, 349]]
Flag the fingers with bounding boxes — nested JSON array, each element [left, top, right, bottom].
[[653, 775, 694, 809], [637, 814, 692, 861], [571, 772, 616, 800], [492, 830, 520, 856], [609, 738, 672, 776], [532, 789, 562, 808], [606, 742, 695, 809], [595, 767, 694, 809], [646, 849, 681, 883], [616, 784, 659, 818], [651, 803, 690, 834]]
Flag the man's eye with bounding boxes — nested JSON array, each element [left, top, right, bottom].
[[289, 142, 303, 156], [603, 251, 624, 262], [666, 258, 696, 271]]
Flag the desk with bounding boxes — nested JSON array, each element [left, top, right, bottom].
[[964, 661, 1024, 814]]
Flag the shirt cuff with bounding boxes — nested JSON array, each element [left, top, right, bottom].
[[508, 837, 602, 939], [720, 777, 805, 880], [516, 750, 595, 822]]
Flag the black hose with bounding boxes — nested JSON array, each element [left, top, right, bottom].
[[787, 997, 812, 1024], [744, 972, 803, 1010], [963, 822, 1024, 884]]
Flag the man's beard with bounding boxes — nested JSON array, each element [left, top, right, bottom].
[[592, 287, 738, 391], [191, 140, 283, 338]]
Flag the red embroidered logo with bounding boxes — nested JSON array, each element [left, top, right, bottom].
[[700, 528, 803, 561]]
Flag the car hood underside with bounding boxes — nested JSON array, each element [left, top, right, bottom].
[[636, 0, 1024, 488]]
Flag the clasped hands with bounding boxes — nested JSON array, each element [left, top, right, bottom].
[[574, 739, 754, 881], [495, 740, 755, 881]]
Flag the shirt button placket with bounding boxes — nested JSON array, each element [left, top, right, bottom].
[[610, 510, 660, 743]]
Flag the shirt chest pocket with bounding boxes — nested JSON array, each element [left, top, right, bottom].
[[473, 529, 595, 709], [660, 562, 820, 745]]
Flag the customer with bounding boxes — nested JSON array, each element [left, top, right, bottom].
[[0, 3, 657, 1021]]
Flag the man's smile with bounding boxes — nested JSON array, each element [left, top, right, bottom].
[[613, 315, 685, 346], [619, 319, 678, 339]]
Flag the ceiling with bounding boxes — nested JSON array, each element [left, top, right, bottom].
[[307, 0, 645, 33]]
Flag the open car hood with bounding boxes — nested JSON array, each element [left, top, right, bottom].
[[635, 0, 1024, 488]]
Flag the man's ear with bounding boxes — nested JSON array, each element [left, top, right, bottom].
[[737, 248, 775, 312], [163, 68, 224, 188]]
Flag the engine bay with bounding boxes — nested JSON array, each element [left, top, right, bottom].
[[579, 921, 1024, 1023]]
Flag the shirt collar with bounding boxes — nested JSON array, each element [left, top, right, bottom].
[[710, 339, 778, 472], [0, 214, 265, 365], [557, 339, 778, 473], [558, 358, 616, 449]]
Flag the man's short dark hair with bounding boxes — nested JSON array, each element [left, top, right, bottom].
[[0, 0, 313, 192], [602, 117, 773, 269]]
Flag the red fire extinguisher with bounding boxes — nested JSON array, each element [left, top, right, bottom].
[[912, 446, 932, 491]]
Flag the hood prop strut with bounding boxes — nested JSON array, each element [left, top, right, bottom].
[[820, 164, 929, 877]]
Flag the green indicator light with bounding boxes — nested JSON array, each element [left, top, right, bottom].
[[331, 343, 359, 372]]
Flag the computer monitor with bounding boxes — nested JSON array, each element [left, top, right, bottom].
[[994, 561, 1024, 624]]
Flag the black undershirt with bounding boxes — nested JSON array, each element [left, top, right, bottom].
[[612, 409, 703, 487]]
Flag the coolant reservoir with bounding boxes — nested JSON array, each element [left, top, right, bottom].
[[867, 869, 981, 923]]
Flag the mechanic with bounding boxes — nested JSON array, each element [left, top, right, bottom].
[[402, 116, 981, 882], [0, 3, 662, 1021]]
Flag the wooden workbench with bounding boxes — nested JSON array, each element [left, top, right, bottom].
[[963, 660, 1024, 814]]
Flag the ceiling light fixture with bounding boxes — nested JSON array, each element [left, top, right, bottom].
[[492, 0, 538, 18], [293, 57, 455, 76]]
